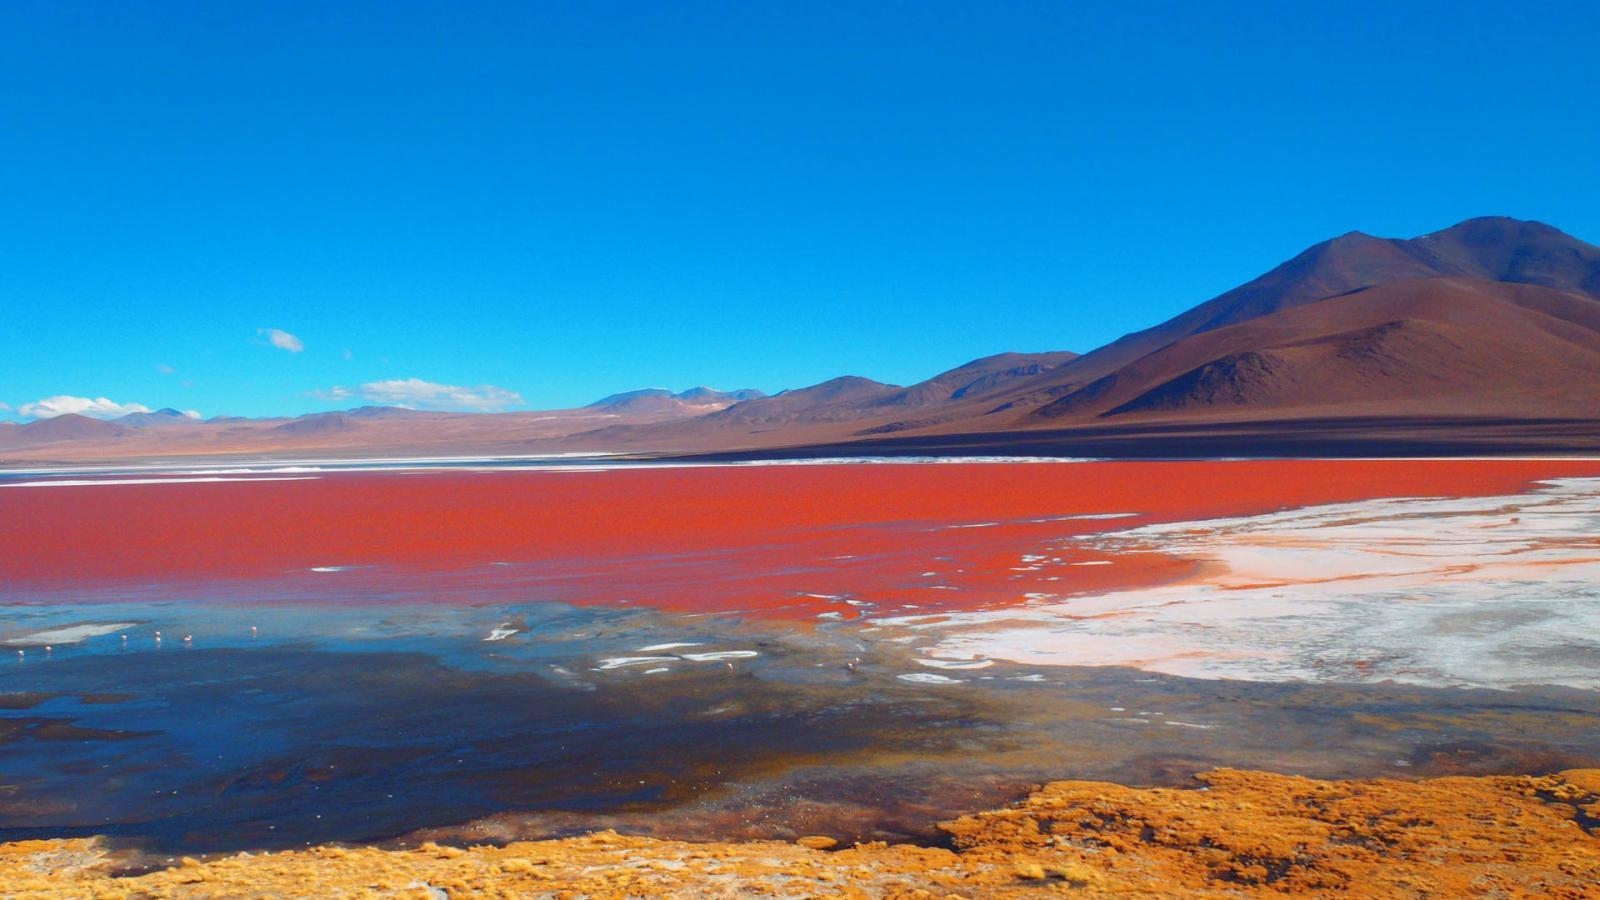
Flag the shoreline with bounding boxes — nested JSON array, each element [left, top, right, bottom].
[[7, 766, 1598, 898], [8, 459, 1600, 883], [889, 474, 1600, 690]]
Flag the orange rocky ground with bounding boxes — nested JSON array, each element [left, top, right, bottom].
[[5, 768, 1598, 898]]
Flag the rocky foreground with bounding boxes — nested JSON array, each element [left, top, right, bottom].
[[6, 768, 1599, 898]]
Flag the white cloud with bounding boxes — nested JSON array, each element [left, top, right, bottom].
[[313, 378, 524, 412], [20, 395, 153, 419], [183, 409, 202, 420], [259, 328, 304, 353], [155, 363, 176, 375], [0, 402, 10, 412]]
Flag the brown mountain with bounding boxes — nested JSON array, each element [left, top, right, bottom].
[[609, 216, 1600, 454], [876, 351, 1081, 409], [586, 387, 766, 416], [705, 377, 900, 426], [1045, 217, 1600, 390], [5, 414, 128, 446], [1033, 277, 1600, 422], [996, 217, 1600, 425], [117, 408, 199, 428], [5, 216, 1599, 464]]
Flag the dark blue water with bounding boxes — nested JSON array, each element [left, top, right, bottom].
[[6, 584, 1600, 860]]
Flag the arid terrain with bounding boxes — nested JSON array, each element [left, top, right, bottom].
[[6, 767, 1598, 898], [4, 217, 1598, 465]]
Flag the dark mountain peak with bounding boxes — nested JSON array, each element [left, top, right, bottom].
[[784, 375, 894, 400], [587, 388, 674, 409], [272, 412, 351, 435], [674, 387, 767, 404], [1323, 228, 1381, 245], [1400, 217, 1600, 295], [1176, 231, 1436, 336], [1054, 216, 1600, 389], [876, 351, 1082, 411], [1419, 216, 1563, 244], [118, 407, 197, 427], [949, 350, 1081, 373], [706, 376, 899, 425], [16, 413, 127, 443], [586, 386, 766, 415], [344, 405, 434, 419]]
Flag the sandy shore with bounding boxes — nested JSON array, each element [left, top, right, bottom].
[[5, 766, 1597, 898]]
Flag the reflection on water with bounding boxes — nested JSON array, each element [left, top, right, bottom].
[[4, 582, 1600, 859]]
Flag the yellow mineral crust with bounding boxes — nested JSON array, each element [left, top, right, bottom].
[[6, 768, 1598, 898]]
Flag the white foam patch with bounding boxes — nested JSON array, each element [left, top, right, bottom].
[[0, 622, 140, 646], [914, 657, 993, 670], [484, 625, 519, 642], [1021, 512, 1143, 525], [594, 656, 680, 670], [892, 477, 1600, 691], [2, 476, 321, 488], [637, 642, 702, 652], [897, 672, 964, 685], [679, 651, 759, 662]]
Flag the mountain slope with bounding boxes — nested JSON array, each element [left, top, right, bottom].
[[1028, 277, 1600, 422], [117, 408, 198, 427], [1016, 217, 1600, 401], [586, 387, 766, 415], [702, 376, 900, 426], [6, 414, 128, 446]]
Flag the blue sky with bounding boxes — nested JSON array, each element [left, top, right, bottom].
[[3, 1, 1597, 419]]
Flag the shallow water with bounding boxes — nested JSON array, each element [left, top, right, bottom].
[[5, 586, 1600, 857], [5, 460, 1600, 859]]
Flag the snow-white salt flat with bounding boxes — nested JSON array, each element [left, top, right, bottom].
[[891, 477, 1600, 691]]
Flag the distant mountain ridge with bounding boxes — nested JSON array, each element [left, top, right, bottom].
[[586, 386, 766, 414], [118, 408, 198, 427], [9, 413, 127, 445], [1006, 217, 1600, 425], [578, 215, 1600, 451], [5, 216, 1599, 462], [1054, 217, 1600, 389]]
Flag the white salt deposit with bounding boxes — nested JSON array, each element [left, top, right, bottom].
[[893, 477, 1600, 691]]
